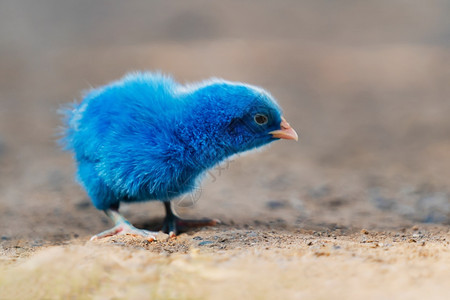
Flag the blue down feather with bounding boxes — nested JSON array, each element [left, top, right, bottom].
[[61, 72, 283, 210]]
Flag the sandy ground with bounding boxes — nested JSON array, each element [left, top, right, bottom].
[[1, 1, 450, 299], [1, 226, 449, 299]]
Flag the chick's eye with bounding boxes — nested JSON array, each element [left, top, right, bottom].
[[254, 114, 268, 125]]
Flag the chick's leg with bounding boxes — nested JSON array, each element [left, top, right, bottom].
[[162, 202, 219, 237], [91, 208, 157, 242]]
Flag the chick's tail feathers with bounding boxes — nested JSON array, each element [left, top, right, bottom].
[[57, 101, 84, 151]]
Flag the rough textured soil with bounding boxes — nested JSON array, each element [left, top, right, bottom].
[[1, 226, 449, 299], [1, 1, 450, 299]]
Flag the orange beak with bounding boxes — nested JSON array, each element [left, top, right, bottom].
[[269, 117, 298, 141]]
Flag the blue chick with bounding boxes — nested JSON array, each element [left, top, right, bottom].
[[62, 72, 298, 241]]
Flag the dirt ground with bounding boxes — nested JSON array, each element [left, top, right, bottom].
[[1, 1, 449, 299]]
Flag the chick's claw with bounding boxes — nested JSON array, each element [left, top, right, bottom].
[[91, 209, 158, 242], [161, 215, 220, 237], [90, 222, 157, 242], [162, 202, 219, 237]]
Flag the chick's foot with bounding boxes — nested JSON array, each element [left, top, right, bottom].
[[90, 223, 157, 242], [90, 208, 157, 242], [161, 215, 219, 237], [162, 201, 219, 237]]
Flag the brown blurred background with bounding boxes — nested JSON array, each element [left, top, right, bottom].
[[0, 0, 449, 243]]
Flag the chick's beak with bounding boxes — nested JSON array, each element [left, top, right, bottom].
[[269, 117, 298, 141]]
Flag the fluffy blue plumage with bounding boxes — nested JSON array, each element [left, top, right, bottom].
[[62, 72, 286, 211]]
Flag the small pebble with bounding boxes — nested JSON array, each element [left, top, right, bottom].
[[112, 242, 126, 246], [198, 241, 214, 246], [266, 200, 286, 209], [75, 201, 91, 210]]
